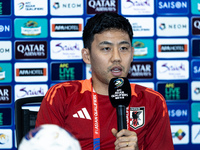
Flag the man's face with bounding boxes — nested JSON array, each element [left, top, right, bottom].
[[84, 29, 134, 86]]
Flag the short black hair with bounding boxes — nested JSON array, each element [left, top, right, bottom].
[[82, 12, 133, 50]]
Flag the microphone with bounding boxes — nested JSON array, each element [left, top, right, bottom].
[[108, 77, 131, 131]]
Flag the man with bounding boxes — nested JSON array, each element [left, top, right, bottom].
[[36, 12, 174, 150]]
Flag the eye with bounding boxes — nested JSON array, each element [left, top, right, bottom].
[[120, 47, 128, 51], [101, 47, 111, 51]]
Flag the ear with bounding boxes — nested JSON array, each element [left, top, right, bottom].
[[131, 46, 134, 61], [82, 48, 91, 64]]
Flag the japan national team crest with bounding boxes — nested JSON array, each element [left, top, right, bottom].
[[130, 107, 145, 130]]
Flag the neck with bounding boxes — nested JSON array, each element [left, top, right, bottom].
[[92, 79, 109, 96]]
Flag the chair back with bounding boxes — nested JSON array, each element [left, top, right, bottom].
[[15, 96, 44, 147]]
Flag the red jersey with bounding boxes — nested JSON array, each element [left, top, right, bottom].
[[36, 79, 174, 150]]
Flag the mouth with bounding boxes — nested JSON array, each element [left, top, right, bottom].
[[110, 66, 123, 76]]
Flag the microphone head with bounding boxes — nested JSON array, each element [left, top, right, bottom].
[[108, 77, 131, 108]]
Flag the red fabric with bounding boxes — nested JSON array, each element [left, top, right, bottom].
[[36, 79, 174, 150]]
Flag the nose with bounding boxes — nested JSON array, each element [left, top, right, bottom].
[[111, 48, 121, 63]]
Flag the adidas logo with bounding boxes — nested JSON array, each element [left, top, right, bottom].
[[73, 108, 91, 120]]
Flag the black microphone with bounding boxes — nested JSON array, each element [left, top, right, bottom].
[[109, 77, 131, 131]]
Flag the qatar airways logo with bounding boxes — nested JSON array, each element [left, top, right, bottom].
[[15, 84, 48, 100], [157, 60, 189, 80], [50, 40, 83, 60], [128, 61, 153, 79], [87, 0, 118, 14]]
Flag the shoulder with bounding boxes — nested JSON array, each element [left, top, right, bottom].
[[130, 83, 168, 116], [43, 79, 91, 105], [46, 79, 91, 97], [130, 83, 165, 102]]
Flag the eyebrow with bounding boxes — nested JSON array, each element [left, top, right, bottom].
[[98, 41, 131, 46]]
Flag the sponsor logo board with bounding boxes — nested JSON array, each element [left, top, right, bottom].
[[157, 82, 188, 100], [133, 82, 154, 90], [156, 38, 189, 58], [157, 0, 189, 15], [0, 0, 11, 15], [0, 86, 11, 104], [50, 18, 83, 38], [50, 40, 83, 60], [0, 41, 12, 60], [51, 0, 83, 15], [191, 0, 200, 15], [86, 64, 92, 79], [191, 103, 200, 123], [156, 60, 189, 80], [128, 61, 154, 79], [0, 129, 12, 148], [0, 19, 12, 38], [192, 60, 200, 79], [15, 41, 47, 59], [132, 39, 154, 59], [127, 17, 154, 37], [191, 81, 200, 101], [121, 0, 154, 15], [192, 39, 200, 57], [15, 84, 48, 100], [87, 0, 118, 14], [14, 0, 48, 16], [15, 62, 48, 82], [0, 63, 12, 83], [171, 125, 189, 144], [156, 17, 189, 36], [14, 18, 48, 38], [167, 103, 189, 123], [0, 108, 11, 126], [51, 62, 83, 81], [192, 124, 200, 144], [192, 17, 200, 35]]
